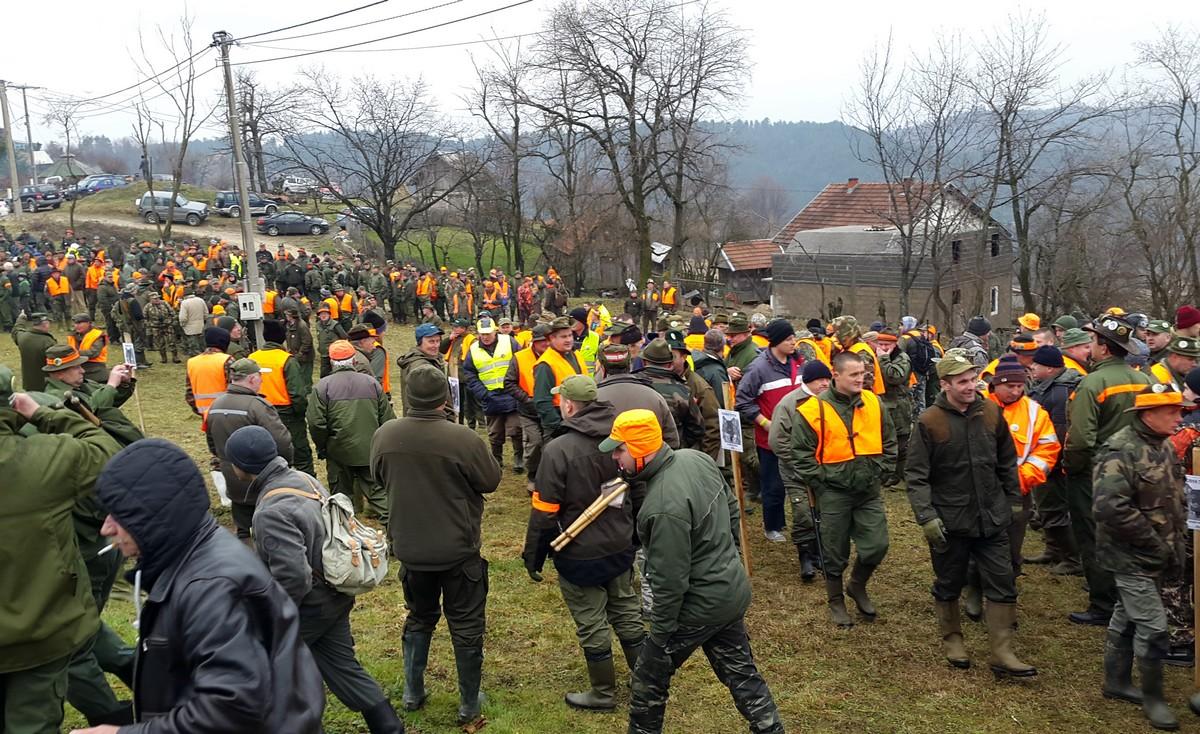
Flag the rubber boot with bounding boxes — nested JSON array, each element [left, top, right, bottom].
[[492, 449, 504, 470], [565, 656, 617, 711], [1101, 631, 1142, 705], [984, 602, 1036, 678], [621, 638, 644, 671], [798, 544, 815, 584], [512, 437, 525, 474], [158, 350, 168, 364], [401, 630, 432, 711], [172, 351, 181, 364], [454, 645, 487, 725], [825, 575, 853, 628], [845, 562, 877, 620], [361, 698, 406, 734], [962, 585, 983, 622], [1139, 657, 1180, 730], [934, 600, 970, 669], [1188, 691, 1200, 717]]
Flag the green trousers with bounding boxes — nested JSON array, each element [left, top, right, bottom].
[[1, 653, 71, 734], [279, 407, 314, 475], [328, 459, 387, 524], [68, 534, 135, 721], [1067, 470, 1116, 615], [558, 567, 645, 660], [814, 486, 889, 577]]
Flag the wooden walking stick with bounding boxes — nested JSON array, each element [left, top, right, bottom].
[[725, 381, 752, 576], [551, 478, 629, 552]]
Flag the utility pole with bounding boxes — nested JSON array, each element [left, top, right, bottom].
[[213, 30, 265, 346], [14, 85, 41, 185], [0, 80, 21, 214]]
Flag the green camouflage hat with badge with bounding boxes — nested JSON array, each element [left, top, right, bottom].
[[935, 347, 977, 379], [1167, 335, 1200, 358], [1146, 319, 1172, 335]]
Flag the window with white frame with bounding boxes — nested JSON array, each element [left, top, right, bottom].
[[989, 286, 999, 316]]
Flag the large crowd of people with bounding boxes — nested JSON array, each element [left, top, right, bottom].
[[4, 223, 1200, 733]]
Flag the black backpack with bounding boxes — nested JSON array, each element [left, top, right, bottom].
[[909, 336, 937, 376]]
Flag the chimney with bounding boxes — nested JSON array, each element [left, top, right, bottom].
[[846, 177, 859, 193]]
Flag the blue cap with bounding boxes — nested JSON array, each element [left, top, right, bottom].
[[415, 323, 443, 340]]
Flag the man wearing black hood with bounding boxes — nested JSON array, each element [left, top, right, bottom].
[[91, 438, 325, 732]]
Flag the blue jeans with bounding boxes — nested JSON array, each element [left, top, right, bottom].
[[756, 447, 786, 532]]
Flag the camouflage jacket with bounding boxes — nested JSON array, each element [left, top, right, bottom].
[[948, 332, 989, 368], [143, 300, 175, 329], [1093, 420, 1187, 578], [640, 365, 705, 453]]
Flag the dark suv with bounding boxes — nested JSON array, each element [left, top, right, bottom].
[[213, 190, 279, 218], [19, 184, 64, 212]]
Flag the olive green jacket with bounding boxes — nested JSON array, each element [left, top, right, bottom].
[[0, 406, 122, 673], [791, 387, 897, 496], [725, 338, 759, 372], [1093, 420, 1187, 577], [1063, 357, 1151, 475]]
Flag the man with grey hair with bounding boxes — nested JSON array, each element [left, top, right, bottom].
[[692, 329, 731, 409]]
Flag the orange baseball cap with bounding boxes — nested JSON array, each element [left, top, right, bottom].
[[329, 340, 355, 360], [599, 409, 663, 458], [1017, 313, 1040, 331]]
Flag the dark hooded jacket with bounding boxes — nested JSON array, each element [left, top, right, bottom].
[[396, 346, 446, 417], [96, 439, 324, 733], [523, 399, 633, 586]]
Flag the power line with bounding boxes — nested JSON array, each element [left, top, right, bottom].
[[233, 0, 534, 66], [241, 0, 463, 45], [246, 32, 529, 54], [40, 48, 213, 106], [235, 0, 391, 42]]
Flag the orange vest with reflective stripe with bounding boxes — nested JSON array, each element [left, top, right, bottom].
[[69, 329, 108, 364], [248, 348, 292, 406], [797, 391, 884, 464], [515, 346, 540, 396], [991, 393, 1060, 494], [47, 275, 70, 296], [536, 347, 583, 406], [187, 352, 231, 426], [848, 341, 885, 395]]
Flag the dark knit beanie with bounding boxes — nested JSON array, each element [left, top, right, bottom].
[[992, 354, 1025, 384], [801, 360, 832, 384], [1032, 345, 1064, 369], [224, 425, 278, 474], [967, 316, 992, 337], [406, 364, 450, 410], [764, 319, 795, 347], [569, 307, 589, 325], [806, 318, 823, 332], [204, 326, 231, 349], [687, 315, 708, 336], [215, 315, 238, 332], [262, 318, 286, 344], [1186, 367, 1200, 397]]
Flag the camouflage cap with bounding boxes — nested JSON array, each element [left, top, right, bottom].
[[548, 316, 572, 332], [71, 313, 93, 323], [833, 315, 861, 342], [1147, 319, 1173, 334], [530, 324, 553, 342], [642, 338, 674, 364], [1059, 328, 1091, 348], [935, 348, 978, 379], [1167, 335, 1200, 358]]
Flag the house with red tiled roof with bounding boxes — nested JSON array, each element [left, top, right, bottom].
[[715, 239, 782, 303], [768, 178, 1013, 333]]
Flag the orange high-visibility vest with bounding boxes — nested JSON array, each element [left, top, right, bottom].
[[848, 341, 885, 395], [208, 244, 222, 262], [46, 276, 70, 296], [338, 294, 354, 316], [262, 290, 278, 315], [322, 296, 340, 319], [515, 346, 540, 396], [111, 272, 122, 288], [797, 390, 884, 464], [85, 264, 104, 290], [415, 277, 431, 298], [536, 347, 583, 406], [187, 351, 231, 428], [69, 329, 108, 364], [661, 286, 678, 308], [162, 284, 184, 307], [1064, 356, 1089, 376], [990, 393, 1060, 495], [497, 280, 509, 299], [248, 348, 292, 406], [684, 333, 706, 352], [380, 346, 391, 394], [799, 337, 832, 368]]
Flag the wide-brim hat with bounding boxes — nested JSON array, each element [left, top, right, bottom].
[[1124, 383, 1190, 412], [42, 346, 87, 372], [1083, 315, 1137, 351]]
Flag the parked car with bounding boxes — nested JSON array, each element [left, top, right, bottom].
[[213, 190, 280, 218], [65, 174, 128, 200], [136, 191, 209, 226], [277, 175, 316, 195], [19, 184, 63, 212], [256, 211, 330, 236], [317, 185, 342, 203]]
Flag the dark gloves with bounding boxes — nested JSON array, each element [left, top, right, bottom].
[[522, 522, 554, 583], [522, 551, 544, 582]]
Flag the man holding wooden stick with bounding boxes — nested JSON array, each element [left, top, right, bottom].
[[522, 374, 644, 712], [601, 409, 784, 734]]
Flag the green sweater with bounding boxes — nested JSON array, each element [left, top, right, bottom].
[[634, 447, 750, 643]]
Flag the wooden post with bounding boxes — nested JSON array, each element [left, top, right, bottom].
[[726, 381, 752, 576]]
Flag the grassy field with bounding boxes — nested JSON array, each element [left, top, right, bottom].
[[3, 321, 1198, 733]]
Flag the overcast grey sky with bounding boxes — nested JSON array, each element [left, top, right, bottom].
[[2, 0, 1195, 144]]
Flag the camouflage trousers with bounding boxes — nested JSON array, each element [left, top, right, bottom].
[[146, 325, 178, 359], [1163, 532, 1194, 649], [629, 618, 784, 734]]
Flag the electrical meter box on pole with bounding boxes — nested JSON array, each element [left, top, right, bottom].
[[238, 292, 264, 321]]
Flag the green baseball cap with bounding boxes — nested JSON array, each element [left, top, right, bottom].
[[230, 358, 272, 377], [935, 348, 978, 379], [1052, 315, 1079, 331], [551, 374, 598, 402], [1060, 328, 1091, 348], [1147, 319, 1172, 334]]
